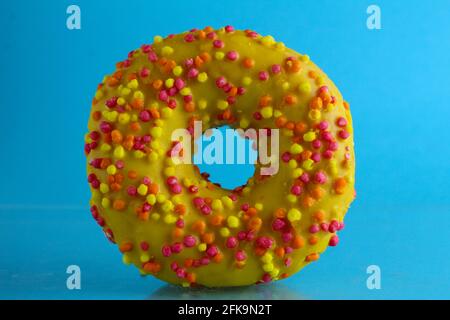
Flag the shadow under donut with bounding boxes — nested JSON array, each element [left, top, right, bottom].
[[148, 282, 308, 300]]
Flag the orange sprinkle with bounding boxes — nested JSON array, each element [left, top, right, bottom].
[[131, 98, 144, 110], [248, 217, 262, 231], [152, 79, 163, 90], [284, 94, 297, 105], [184, 101, 195, 112], [292, 235, 304, 249], [259, 95, 272, 107], [274, 208, 286, 218], [275, 247, 285, 257], [275, 116, 288, 128], [111, 130, 123, 144], [172, 227, 184, 239], [301, 195, 315, 208], [334, 178, 347, 194], [184, 258, 194, 268], [209, 214, 224, 226], [242, 57, 255, 69], [119, 241, 133, 253], [128, 170, 138, 179], [130, 122, 141, 132], [92, 111, 101, 121], [191, 220, 206, 234], [313, 210, 326, 222], [174, 204, 186, 215], [148, 182, 159, 195], [309, 97, 323, 109], [308, 235, 318, 245], [305, 253, 320, 262], [201, 232, 215, 244], [311, 186, 325, 200], [213, 252, 223, 263]]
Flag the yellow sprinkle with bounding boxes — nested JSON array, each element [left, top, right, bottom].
[[117, 97, 126, 106], [240, 118, 250, 129], [151, 213, 160, 221], [287, 194, 297, 203], [173, 66, 183, 76], [227, 216, 240, 228], [261, 35, 275, 46], [165, 78, 174, 88], [137, 184, 148, 196], [150, 126, 162, 138], [99, 183, 109, 194], [161, 46, 174, 56], [163, 213, 176, 224], [156, 194, 166, 203], [140, 254, 150, 263], [122, 254, 131, 265], [242, 76, 252, 86], [255, 203, 263, 211], [146, 194, 156, 205], [263, 263, 274, 272], [292, 168, 304, 178], [153, 35, 163, 43], [197, 72, 208, 83], [290, 143, 303, 154], [211, 199, 223, 211], [106, 164, 117, 175], [261, 106, 273, 119], [134, 150, 145, 159], [222, 196, 233, 209], [215, 51, 225, 60], [282, 82, 290, 91], [121, 87, 131, 96], [298, 81, 311, 94], [302, 159, 314, 171], [133, 90, 144, 99], [100, 143, 111, 152], [180, 87, 191, 96], [101, 197, 110, 208], [303, 131, 316, 142], [198, 243, 207, 252], [95, 90, 103, 99], [127, 79, 139, 89], [287, 208, 302, 222], [217, 100, 229, 110], [220, 227, 230, 237], [118, 113, 130, 124], [113, 146, 125, 159], [288, 159, 298, 169], [308, 109, 321, 121], [261, 253, 273, 263]]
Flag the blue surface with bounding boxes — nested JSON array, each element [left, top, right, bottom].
[[1, 0, 450, 299]]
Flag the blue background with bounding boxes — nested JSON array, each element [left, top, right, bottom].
[[0, 0, 449, 299]]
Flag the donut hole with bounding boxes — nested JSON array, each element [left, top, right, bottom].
[[193, 125, 258, 190]]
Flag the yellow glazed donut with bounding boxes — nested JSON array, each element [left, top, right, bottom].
[[85, 26, 355, 287]]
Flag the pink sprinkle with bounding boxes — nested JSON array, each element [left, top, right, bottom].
[[328, 141, 338, 151], [321, 131, 333, 142], [329, 235, 339, 246], [225, 25, 234, 33], [271, 64, 281, 74], [99, 121, 112, 133], [312, 139, 322, 149], [338, 130, 350, 139], [284, 257, 292, 267], [188, 185, 198, 194], [171, 242, 183, 253], [237, 231, 247, 241], [272, 218, 286, 231], [256, 236, 273, 249], [158, 90, 168, 102], [161, 245, 172, 257], [285, 246, 293, 254], [336, 117, 347, 127], [318, 121, 329, 131], [226, 236, 238, 249], [140, 67, 150, 78], [139, 110, 151, 122], [187, 68, 199, 78], [170, 184, 182, 194], [206, 245, 218, 257], [235, 250, 247, 261], [193, 197, 204, 208], [290, 185, 302, 196], [166, 176, 178, 185], [201, 205, 211, 215], [320, 223, 329, 231], [176, 219, 184, 228], [262, 274, 272, 283], [170, 261, 179, 271], [309, 224, 320, 234], [215, 76, 227, 88], [241, 203, 250, 211], [311, 152, 321, 163], [175, 78, 185, 90], [226, 51, 239, 61], [258, 71, 269, 81], [314, 171, 327, 184], [105, 97, 118, 108], [329, 220, 339, 233], [148, 52, 158, 62], [140, 241, 149, 251], [183, 235, 197, 247], [176, 268, 187, 278], [127, 186, 137, 196], [185, 58, 194, 68], [282, 232, 293, 243], [300, 172, 310, 183], [213, 40, 224, 48], [323, 150, 333, 159], [184, 33, 195, 42], [281, 152, 291, 163]]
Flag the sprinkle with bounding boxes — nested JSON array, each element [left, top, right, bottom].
[[227, 216, 240, 228], [287, 208, 302, 222], [226, 51, 239, 61]]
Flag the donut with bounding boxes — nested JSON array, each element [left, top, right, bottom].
[[85, 26, 355, 287]]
